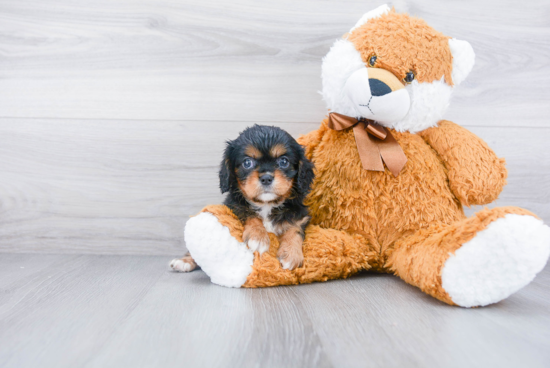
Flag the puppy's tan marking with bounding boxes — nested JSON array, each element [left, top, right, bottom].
[[270, 216, 307, 236], [270, 144, 287, 158], [277, 226, 304, 270], [243, 217, 270, 254], [238, 171, 262, 200], [245, 145, 262, 159], [273, 170, 293, 198], [170, 252, 198, 272]]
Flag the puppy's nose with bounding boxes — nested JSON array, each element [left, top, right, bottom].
[[260, 174, 274, 186], [369, 78, 392, 96]]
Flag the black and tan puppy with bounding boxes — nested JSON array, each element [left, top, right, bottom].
[[171, 125, 314, 272]]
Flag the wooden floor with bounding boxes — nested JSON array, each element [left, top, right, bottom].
[[0, 254, 549, 368], [1, 0, 550, 367]]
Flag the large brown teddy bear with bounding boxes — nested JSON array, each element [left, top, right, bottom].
[[180, 5, 550, 307]]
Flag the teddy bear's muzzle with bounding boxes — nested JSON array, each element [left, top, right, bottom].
[[344, 67, 410, 126]]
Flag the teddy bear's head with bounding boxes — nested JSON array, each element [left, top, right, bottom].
[[322, 4, 475, 133]]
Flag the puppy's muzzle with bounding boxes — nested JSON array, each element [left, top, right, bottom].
[[343, 67, 410, 125], [260, 173, 274, 186]]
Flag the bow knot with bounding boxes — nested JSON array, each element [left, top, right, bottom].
[[327, 112, 407, 177]]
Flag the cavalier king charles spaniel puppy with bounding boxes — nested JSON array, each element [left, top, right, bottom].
[[171, 125, 315, 272]]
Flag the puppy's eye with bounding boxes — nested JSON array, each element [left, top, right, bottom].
[[242, 158, 255, 169], [368, 55, 377, 67], [404, 71, 416, 84], [277, 157, 289, 169]]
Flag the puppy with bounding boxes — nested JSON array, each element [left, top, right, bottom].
[[170, 125, 315, 273]]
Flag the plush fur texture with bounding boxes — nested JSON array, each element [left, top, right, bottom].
[[419, 121, 507, 206], [449, 38, 476, 86], [344, 67, 411, 124], [348, 10, 454, 85], [392, 78, 453, 133], [321, 39, 366, 118], [322, 8, 475, 133], [184, 211, 253, 287], [386, 206, 540, 305], [195, 204, 375, 288], [181, 6, 550, 307], [349, 4, 390, 34], [442, 214, 550, 307]]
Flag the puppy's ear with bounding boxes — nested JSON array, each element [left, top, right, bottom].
[[219, 145, 234, 194], [219, 158, 231, 194], [296, 153, 315, 198]]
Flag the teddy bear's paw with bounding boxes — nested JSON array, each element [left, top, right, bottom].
[[184, 212, 254, 287], [442, 214, 550, 307]]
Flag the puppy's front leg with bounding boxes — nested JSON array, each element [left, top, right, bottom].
[[243, 217, 270, 254], [277, 227, 304, 270]]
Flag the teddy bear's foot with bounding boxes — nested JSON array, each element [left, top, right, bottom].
[[442, 214, 550, 307], [184, 212, 254, 287]]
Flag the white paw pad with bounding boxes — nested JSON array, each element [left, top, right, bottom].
[[170, 259, 192, 272], [442, 214, 550, 307], [184, 212, 254, 288], [247, 238, 270, 254], [280, 259, 293, 270]]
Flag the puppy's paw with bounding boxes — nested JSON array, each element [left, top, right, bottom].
[[277, 244, 304, 271], [245, 234, 270, 254], [170, 257, 197, 272], [243, 219, 270, 255]]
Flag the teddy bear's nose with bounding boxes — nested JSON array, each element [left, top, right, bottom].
[[369, 79, 392, 97]]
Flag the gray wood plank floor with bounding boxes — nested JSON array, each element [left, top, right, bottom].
[[0, 254, 549, 368]]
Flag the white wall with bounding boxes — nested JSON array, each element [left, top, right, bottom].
[[1, 0, 549, 254]]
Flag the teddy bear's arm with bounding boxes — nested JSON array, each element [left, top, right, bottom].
[[419, 120, 507, 206]]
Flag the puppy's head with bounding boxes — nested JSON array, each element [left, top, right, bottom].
[[219, 125, 314, 205]]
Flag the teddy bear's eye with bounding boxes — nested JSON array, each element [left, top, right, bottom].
[[368, 55, 377, 67], [404, 71, 416, 84]]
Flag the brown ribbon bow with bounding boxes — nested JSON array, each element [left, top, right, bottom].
[[327, 112, 407, 177]]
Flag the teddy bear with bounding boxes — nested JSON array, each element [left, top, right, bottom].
[[181, 4, 550, 307]]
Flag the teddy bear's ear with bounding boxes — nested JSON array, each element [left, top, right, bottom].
[[449, 38, 476, 86], [349, 4, 391, 33]]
